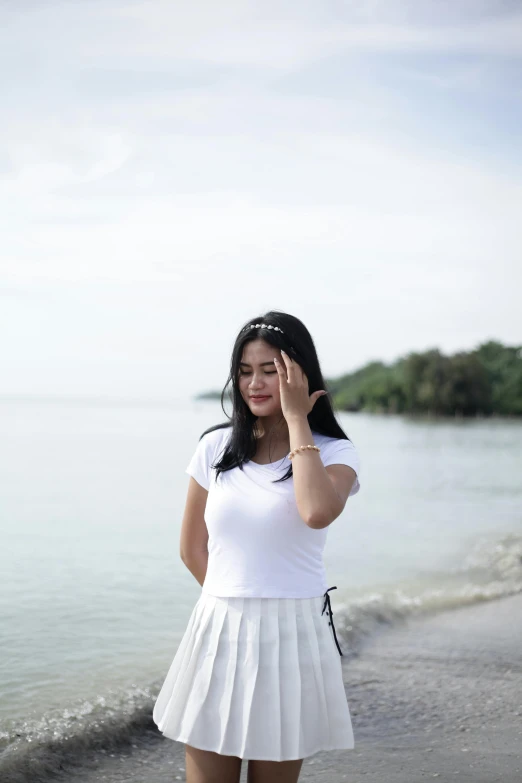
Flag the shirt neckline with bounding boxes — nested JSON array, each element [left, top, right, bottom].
[[248, 430, 321, 467], [249, 455, 289, 467]]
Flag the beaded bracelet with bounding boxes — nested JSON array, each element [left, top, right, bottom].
[[288, 444, 321, 460]]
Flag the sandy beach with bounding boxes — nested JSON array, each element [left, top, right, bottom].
[[54, 590, 522, 783]]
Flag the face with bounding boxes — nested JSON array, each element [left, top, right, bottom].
[[238, 339, 283, 416]]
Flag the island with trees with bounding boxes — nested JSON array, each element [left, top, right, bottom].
[[195, 340, 522, 417]]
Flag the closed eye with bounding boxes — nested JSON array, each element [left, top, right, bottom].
[[239, 371, 277, 376]]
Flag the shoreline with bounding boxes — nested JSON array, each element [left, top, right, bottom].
[[54, 590, 522, 783]]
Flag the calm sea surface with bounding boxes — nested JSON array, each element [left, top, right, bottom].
[[1, 397, 521, 764]]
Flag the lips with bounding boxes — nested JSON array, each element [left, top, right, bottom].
[[250, 396, 270, 400]]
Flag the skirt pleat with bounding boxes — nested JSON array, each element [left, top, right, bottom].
[[152, 592, 354, 761]]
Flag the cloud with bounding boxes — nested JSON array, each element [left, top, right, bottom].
[[2, 131, 520, 285], [3, 0, 522, 76], [1, 0, 520, 399]]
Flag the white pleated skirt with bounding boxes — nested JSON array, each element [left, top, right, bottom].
[[152, 591, 354, 761]]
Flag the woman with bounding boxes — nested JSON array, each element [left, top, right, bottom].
[[153, 311, 361, 783]]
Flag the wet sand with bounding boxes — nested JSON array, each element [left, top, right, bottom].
[[65, 592, 522, 782]]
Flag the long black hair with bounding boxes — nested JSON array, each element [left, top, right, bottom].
[[199, 310, 353, 484]]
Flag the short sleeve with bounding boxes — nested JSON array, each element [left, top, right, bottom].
[[320, 437, 361, 496], [185, 433, 213, 490]]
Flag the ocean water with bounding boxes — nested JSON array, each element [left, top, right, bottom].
[[1, 397, 521, 780]]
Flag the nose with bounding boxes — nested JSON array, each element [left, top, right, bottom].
[[248, 374, 267, 391]]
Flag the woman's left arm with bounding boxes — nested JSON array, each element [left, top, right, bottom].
[[287, 414, 357, 529], [273, 349, 357, 529]]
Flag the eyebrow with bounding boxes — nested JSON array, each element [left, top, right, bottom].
[[239, 360, 275, 367]]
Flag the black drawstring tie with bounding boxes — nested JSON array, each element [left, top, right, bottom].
[[321, 586, 343, 656]]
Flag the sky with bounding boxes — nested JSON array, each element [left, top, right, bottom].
[[1, 0, 521, 400]]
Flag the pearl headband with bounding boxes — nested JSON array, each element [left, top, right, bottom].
[[243, 323, 284, 334]]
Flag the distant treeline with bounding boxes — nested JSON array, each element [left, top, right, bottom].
[[328, 340, 522, 416], [196, 340, 522, 417]]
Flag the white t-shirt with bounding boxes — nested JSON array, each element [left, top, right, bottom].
[[185, 425, 361, 599]]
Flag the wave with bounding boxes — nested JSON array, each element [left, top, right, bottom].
[[333, 531, 522, 654], [0, 685, 159, 783], [2, 532, 521, 782]]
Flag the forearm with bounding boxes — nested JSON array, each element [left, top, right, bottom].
[[287, 415, 343, 529], [181, 549, 208, 587]]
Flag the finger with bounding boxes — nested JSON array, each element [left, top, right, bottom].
[[311, 390, 327, 406], [280, 350, 295, 380], [273, 356, 287, 380], [279, 349, 292, 366]]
